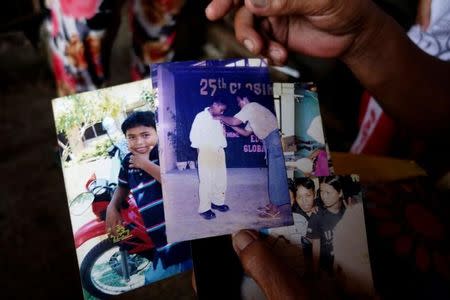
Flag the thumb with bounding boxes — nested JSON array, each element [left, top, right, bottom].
[[232, 230, 308, 300]]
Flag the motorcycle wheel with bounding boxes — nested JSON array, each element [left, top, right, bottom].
[[80, 239, 151, 299]]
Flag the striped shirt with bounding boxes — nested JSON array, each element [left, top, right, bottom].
[[118, 146, 191, 268]]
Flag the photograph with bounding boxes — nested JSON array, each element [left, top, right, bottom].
[[264, 175, 374, 298], [154, 59, 294, 243], [51, 79, 192, 299], [274, 82, 333, 179]]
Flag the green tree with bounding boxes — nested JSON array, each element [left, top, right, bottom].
[[140, 88, 157, 111], [54, 89, 123, 161]]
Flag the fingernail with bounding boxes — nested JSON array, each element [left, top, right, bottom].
[[232, 230, 256, 253], [251, 0, 268, 8], [205, 5, 212, 17], [243, 39, 255, 53], [270, 49, 282, 62]]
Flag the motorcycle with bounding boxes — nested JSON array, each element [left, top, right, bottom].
[[69, 146, 155, 299]]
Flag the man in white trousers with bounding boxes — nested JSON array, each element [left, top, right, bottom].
[[189, 101, 229, 220]]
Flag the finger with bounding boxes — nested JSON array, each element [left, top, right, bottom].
[[234, 6, 264, 55], [244, 0, 319, 16], [113, 224, 121, 236], [257, 16, 288, 64], [264, 38, 288, 65], [109, 224, 117, 236], [106, 219, 114, 234], [205, 0, 237, 21], [416, 0, 431, 30], [191, 270, 197, 294], [232, 230, 308, 300]]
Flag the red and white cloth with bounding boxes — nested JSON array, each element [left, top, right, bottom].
[[351, 0, 450, 155]]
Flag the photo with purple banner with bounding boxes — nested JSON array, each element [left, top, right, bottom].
[[154, 59, 294, 242]]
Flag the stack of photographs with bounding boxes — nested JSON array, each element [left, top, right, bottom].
[[260, 83, 374, 299], [51, 59, 374, 299]]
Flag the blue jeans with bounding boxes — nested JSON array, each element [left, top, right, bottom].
[[263, 130, 290, 207]]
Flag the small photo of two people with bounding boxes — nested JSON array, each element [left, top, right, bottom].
[[267, 175, 371, 285], [157, 68, 294, 243]]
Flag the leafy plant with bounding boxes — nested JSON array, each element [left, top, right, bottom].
[[54, 89, 122, 161], [140, 89, 157, 111], [77, 138, 113, 162]]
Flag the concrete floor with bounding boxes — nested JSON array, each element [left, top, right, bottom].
[[163, 168, 293, 243]]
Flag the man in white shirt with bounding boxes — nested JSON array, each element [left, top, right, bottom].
[[217, 88, 290, 218], [190, 101, 229, 220]]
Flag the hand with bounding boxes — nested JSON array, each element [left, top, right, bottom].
[[232, 230, 308, 300], [129, 152, 151, 169], [105, 204, 122, 236], [206, 0, 381, 64]]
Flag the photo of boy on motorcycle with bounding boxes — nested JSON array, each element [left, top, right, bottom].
[[105, 110, 192, 284]]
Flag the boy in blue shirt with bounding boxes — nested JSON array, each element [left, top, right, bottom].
[[105, 111, 191, 284]]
